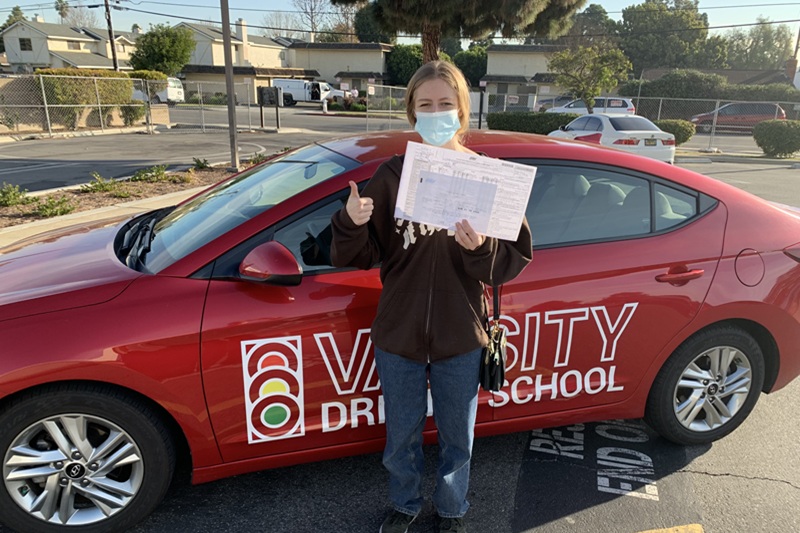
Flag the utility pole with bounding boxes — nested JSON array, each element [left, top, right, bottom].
[[104, 0, 119, 71], [220, 0, 240, 171]]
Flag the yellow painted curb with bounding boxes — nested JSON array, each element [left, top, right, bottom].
[[638, 525, 704, 533]]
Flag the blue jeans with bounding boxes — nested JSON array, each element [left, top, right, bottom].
[[374, 346, 482, 518]]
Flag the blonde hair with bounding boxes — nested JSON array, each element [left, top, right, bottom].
[[405, 61, 471, 139]]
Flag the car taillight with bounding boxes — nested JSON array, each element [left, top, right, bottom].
[[662, 139, 676, 146], [628, 107, 635, 112], [785, 244, 800, 263], [613, 139, 638, 145]]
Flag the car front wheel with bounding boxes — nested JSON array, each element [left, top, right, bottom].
[[645, 326, 764, 445], [0, 385, 175, 533]]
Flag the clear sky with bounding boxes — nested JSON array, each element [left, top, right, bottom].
[[3, 0, 799, 50]]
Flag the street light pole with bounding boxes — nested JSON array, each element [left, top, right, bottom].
[[220, 0, 240, 171], [103, 0, 119, 71]]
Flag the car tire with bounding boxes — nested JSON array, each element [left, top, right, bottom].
[[150, 96, 161, 105], [0, 384, 175, 533], [699, 122, 712, 134], [645, 326, 764, 445]]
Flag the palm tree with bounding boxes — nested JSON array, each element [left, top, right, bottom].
[[54, 0, 69, 24]]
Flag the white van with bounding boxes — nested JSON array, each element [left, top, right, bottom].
[[132, 77, 185, 105], [273, 79, 342, 105]]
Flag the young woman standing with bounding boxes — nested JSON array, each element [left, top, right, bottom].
[[330, 61, 532, 533]]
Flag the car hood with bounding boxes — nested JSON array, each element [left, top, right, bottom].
[[0, 220, 141, 321]]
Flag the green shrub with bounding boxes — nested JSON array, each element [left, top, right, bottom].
[[328, 102, 345, 111], [486, 112, 580, 135], [120, 103, 147, 126], [0, 182, 35, 207], [80, 172, 119, 193], [126, 70, 168, 81], [753, 120, 800, 157], [653, 119, 695, 146], [248, 152, 269, 166], [192, 157, 211, 170], [34, 196, 75, 217], [350, 103, 367, 112], [130, 164, 168, 182]]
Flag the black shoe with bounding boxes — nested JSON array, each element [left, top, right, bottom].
[[437, 516, 466, 533], [379, 510, 417, 533]]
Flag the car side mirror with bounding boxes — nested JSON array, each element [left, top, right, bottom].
[[239, 241, 302, 286], [559, 125, 567, 131]]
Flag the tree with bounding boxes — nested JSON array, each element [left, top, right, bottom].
[[548, 45, 631, 113], [329, 0, 364, 43], [54, 0, 70, 24], [261, 11, 305, 39], [439, 35, 462, 58], [619, 0, 718, 75], [354, 3, 395, 43], [65, 2, 99, 27], [132, 23, 141, 32], [128, 24, 195, 76], [0, 6, 26, 54], [386, 44, 423, 85], [316, 22, 350, 43], [332, 0, 585, 63], [724, 17, 794, 70], [548, 4, 618, 48], [453, 46, 487, 87], [293, 0, 330, 42]]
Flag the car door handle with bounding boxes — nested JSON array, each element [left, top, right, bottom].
[[655, 269, 705, 285]]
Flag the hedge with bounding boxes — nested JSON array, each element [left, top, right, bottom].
[[653, 119, 695, 145], [486, 112, 580, 135], [38, 68, 134, 129], [753, 120, 800, 158]]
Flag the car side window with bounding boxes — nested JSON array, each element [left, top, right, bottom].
[[653, 183, 694, 231], [273, 195, 346, 273], [569, 100, 587, 108], [526, 166, 652, 246], [568, 117, 590, 130], [585, 117, 602, 131]]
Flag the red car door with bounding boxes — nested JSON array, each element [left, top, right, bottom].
[[199, 190, 494, 463], [492, 164, 727, 422]]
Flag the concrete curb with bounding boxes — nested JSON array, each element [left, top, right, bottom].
[[0, 186, 207, 248]]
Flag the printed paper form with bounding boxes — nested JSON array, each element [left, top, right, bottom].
[[394, 141, 536, 241]]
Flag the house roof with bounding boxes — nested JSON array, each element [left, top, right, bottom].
[[480, 74, 531, 84], [289, 42, 393, 53], [487, 44, 566, 53], [334, 71, 385, 79], [50, 51, 131, 69], [642, 68, 791, 85], [4, 20, 136, 42], [531, 72, 556, 83], [180, 23, 243, 44], [182, 64, 320, 78]]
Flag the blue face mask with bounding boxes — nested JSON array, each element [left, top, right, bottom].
[[414, 110, 461, 146]]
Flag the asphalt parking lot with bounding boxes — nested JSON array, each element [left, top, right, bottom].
[[0, 121, 799, 533]]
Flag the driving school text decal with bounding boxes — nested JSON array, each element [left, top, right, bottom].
[[241, 303, 638, 443]]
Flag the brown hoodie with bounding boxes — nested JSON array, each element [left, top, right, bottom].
[[331, 155, 532, 362]]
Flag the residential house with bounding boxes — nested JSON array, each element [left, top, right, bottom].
[[178, 21, 320, 103], [287, 42, 393, 91], [0, 17, 135, 73], [481, 44, 566, 103], [179, 21, 393, 101]]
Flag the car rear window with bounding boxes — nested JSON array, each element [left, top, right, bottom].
[[609, 117, 660, 131]]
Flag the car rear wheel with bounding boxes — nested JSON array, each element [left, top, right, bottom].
[[699, 122, 713, 134], [645, 326, 764, 445], [0, 385, 175, 533]]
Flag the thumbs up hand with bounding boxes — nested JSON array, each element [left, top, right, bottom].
[[345, 181, 374, 226]]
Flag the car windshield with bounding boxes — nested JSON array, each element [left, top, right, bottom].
[[141, 143, 359, 273], [609, 117, 660, 131]]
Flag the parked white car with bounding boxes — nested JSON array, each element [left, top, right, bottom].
[[547, 113, 675, 164], [132, 77, 184, 105], [545, 97, 636, 115]]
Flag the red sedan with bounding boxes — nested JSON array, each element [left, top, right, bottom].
[[1, 130, 799, 532]]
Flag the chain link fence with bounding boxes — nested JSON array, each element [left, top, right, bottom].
[[0, 75, 260, 137], [365, 84, 407, 131]]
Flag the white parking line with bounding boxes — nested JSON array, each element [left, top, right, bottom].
[[0, 162, 80, 176]]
